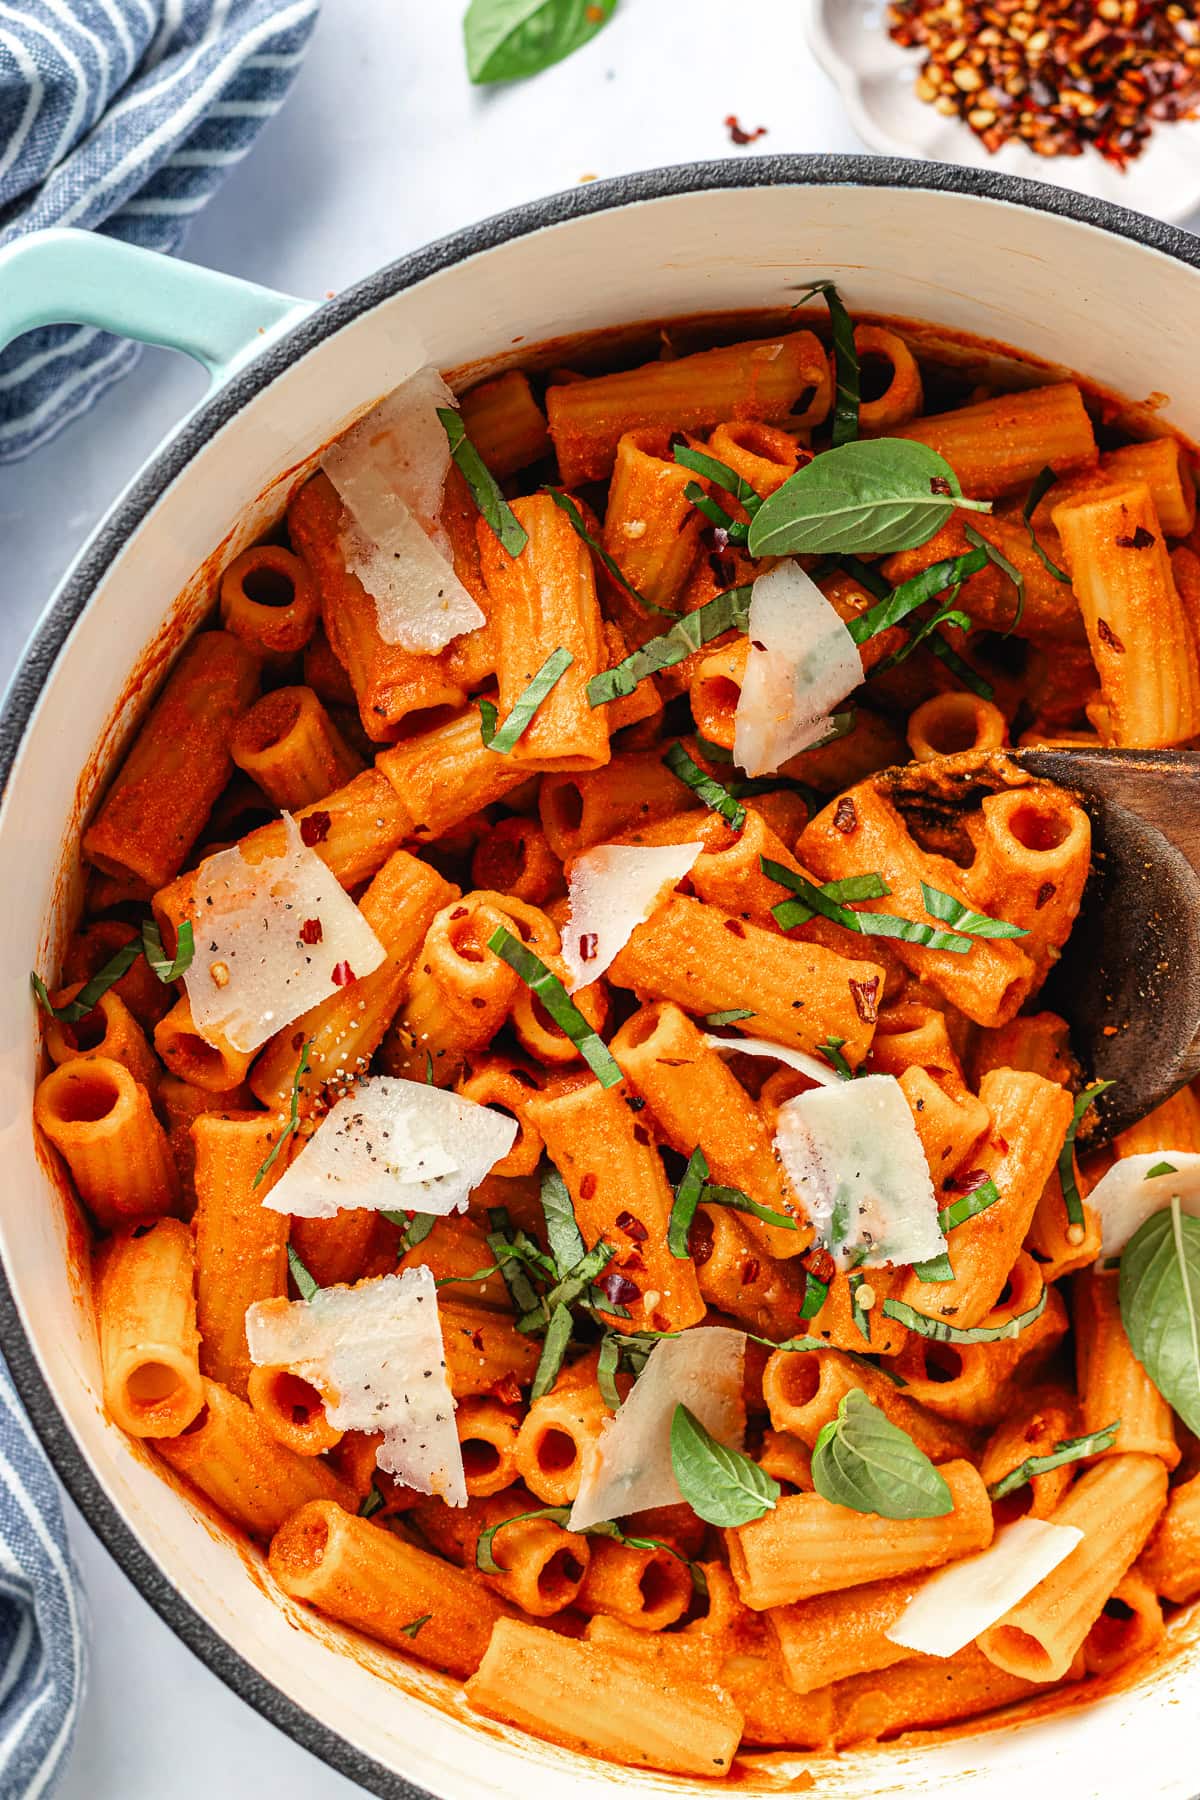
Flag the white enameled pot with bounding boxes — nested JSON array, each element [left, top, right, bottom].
[[1, 157, 1198, 1800]]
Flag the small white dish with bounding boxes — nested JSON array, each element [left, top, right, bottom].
[[807, 0, 1200, 226]]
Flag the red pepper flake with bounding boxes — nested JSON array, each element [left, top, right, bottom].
[[580, 1172, 598, 1201], [723, 918, 746, 938], [331, 961, 355, 987], [750, 639, 767, 653], [471, 1328, 486, 1352], [740, 1257, 761, 1287], [299, 918, 323, 945], [833, 797, 858, 835], [802, 1245, 836, 1286], [688, 1211, 715, 1267], [601, 1268, 640, 1307], [615, 1209, 649, 1243], [300, 811, 332, 846], [929, 475, 953, 497], [450, 906, 469, 920], [1096, 618, 1126, 654], [633, 1123, 651, 1147], [1116, 525, 1157, 549], [1035, 881, 1056, 911], [490, 1374, 523, 1406], [947, 1167, 990, 1197], [849, 975, 880, 1025], [724, 113, 767, 146], [579, 932, 599, 963]]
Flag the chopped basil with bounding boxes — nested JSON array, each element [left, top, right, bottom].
[[763, 856, 973, 952], [424, 1052, 435, 1085], [811, 1390, 953, 1518], [437, 407, 528, 555], [882, 1284, 1049, 1345], [596, 1332, 621, 1410], [358, 1483, 386, 1519], [253, 1041, 312, 1189], [799, 1266, 831, 1319], [518, 1241, 613, 1333], [1119, 1198, 1200, 1436], [703, 1182, 798, 1234], [479, 647, 573, 753], [667, 1146, 709, 1259], [670, 1402, 780, 1527], [399, 1613, 432, 1639], [530, 1303, 574, 1399], [1148, 1160, 1179, 1179], [540, 1164, 587, 1275], [836, 553, 891, 600], [704, 1008, 755, 1028], [585, 583, 752, 707], [794, 279, 860, 447], [920, 884, 1029, 941], [911, 1251, 954, 1284], [925, 630, 995, 701], [846, 546, 988, 647], [32, 937, 144, 1023], [287, 1242, 320, 1302], [545, 486, 674, 616], [488, 927, 622, 1087], [771, 869, 891, 931], [476, 1503, 706, 1592], [988, 1422, 1120, 1500], [662, 740, 745, 831], [748, 439, 991, 560], [485, 1223, 544, 1315], [963, 520, 1025, 632], [817, 1036, 855, 1081], [141, 918, 195, 982], [912, 1176, 1003, 1282], [1022, 466, 1071, 583], [1058, 1081, 1115, 1228], [464, 0, 617, 85], [673, 445, 763, 544], [849, 1271, 872, 1342], [385, 1210, 437, 1254]]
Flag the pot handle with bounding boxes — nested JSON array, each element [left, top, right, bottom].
[[0, 227, 313, 385]]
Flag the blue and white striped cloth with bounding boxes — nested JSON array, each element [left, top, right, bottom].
[[0, 0, 321, 463], [0, 1362, 86, 1800]]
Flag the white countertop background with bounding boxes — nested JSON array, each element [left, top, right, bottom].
[[0, 2, 1191, 1795]]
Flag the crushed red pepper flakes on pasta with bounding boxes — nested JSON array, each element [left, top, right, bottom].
[[299, 810, 332, 846], [330, 960, 355, 987], [849, 975, 881, 1024], [1036, 881, 1057, 909], [888, 0, 1200, 169], [1096, 617, 1127, 653], [724, 113, 768, 145], [833, 797, 858, 834], [1116, 524, 1157, 548], [616, 1210, 649, 1241]]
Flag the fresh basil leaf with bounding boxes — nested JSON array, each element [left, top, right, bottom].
[[684, 481, 739, 535], [142, 918, 195, 982], [358, 1482, 385, 1519], [963, 520, 1025, 632], [437, 408, 528, 554], [667, 1146, 709, 1259], [1148, 1161, 1179, 1179], [846, 546, 987, 646], [771, 869, 891, 929], [817, 1036, 855, 1082], [1022, 466, 1071, 583], [911, 1252, 955, 1284], [811, 1389, 953, 1518], [938, 1176, 1001, 1234], [545, 486, 674, 616], [920, 883, 1029, 941], [586, 583, 753, 707], [540, 1163, 587, 1276], [384, 1209, 437, 1254], [794, 279, 860, 447], [488, 927, 622, 1087], [925, 630, 995, 701], [480, 647, 573, 754], [1058, 1080, 1115, 1228], [883, 1284, 1049, 1345], [1120, 1197, 1200, 1435], [702, 1182, 799, 1234], [988, 1422, 1120, 1500], [799, 1264, 831, 1319], [670, 1402, 780, 1527], [486, 1225, 543, 1316], [597, 1332, 621, 1410], [531, 1303, 574, 1399], [477, 1504, 571, 1572], [703, 1009, 755, 1028], [287, 1242, 320, 1302], [764, 856, 973, 952], [748, 439, 991, 559], [673, 445, 761, 544], [662, 740, 745, 831], [399, 1613, 432, 1638], [464, 0, 617, 84], [31, 937, 144, 1023], [254, 1041, 312, 1189], [424, 1051, 435, 1085], [848, 1271, 872, 1342]]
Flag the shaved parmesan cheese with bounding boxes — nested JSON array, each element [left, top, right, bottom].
[[562, 842, 705, 991], [263, 1076, 517, 1220], [732, 561, 862, 778], [885, 1518, 1083, 1658], [246, 1267, 466, 1506], [568, 1327, 745, 1532], [704, 1034, 839, 1088], [183, 814, 385, 1055], [322, 368, 485, 653], [1085, 1151, 1200, 1256], [774, 1074, 943, 1271]]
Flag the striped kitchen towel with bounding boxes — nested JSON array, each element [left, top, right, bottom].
[[0, 1358, 87, 1800], [0, 0, 321, 463]]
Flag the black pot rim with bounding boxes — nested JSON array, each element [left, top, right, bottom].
[[3, 152, 1198, 1800]]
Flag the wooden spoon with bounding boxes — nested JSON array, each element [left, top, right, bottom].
[[877, 748, 1200, 1145]]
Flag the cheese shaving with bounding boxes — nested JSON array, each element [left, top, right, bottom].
[[245, 1267, 466, 1505], [183, 814, 385, 1055], [885, 1518, 1084, 1658], [773, 1073, 944, 1271], [703, 1034, 839, 1088], [1085, 1151, 1200, 1256], [568, 1326, 745, 1531], [263, 1076, 518, 1220], [732, 560, 862, 778], [322, 366, 485, 652], [561, 842, 705, 991]]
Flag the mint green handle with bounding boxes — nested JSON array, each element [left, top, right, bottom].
[[0, 227, 312, 384]]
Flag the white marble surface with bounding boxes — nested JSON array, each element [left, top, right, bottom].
[[3, 2, 1192, 1796]]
